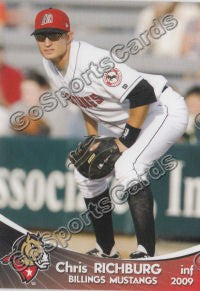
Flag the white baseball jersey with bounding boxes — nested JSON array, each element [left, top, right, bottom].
[[42, 39, 188, 195], [43, 40, 167, 134]]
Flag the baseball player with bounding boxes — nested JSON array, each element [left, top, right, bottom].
[[32, 8, 188, 258]]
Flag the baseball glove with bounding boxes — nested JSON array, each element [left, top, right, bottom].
[[68, 135, 121, 179]]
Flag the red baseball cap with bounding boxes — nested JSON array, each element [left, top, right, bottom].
[[31, 8, 70, 35]]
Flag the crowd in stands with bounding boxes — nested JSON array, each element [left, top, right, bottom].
[[0, 1, 199, 143], [183, 87, 200, 143], [0, 1, 33, 29], [135, 2, 200, 59]]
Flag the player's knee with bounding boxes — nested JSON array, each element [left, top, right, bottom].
[[114, 159, 149, 190], [114, 157, 132, 180], [114, 159, 138, 184]]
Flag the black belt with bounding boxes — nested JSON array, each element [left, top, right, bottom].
[[162, 85, 168, 92]]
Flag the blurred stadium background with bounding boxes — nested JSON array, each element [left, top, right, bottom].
[[0, 0, 200, 258]]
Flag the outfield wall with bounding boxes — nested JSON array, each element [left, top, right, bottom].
[[0, 136, 199, 239]]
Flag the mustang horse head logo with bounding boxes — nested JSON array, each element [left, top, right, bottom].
[[0, 232, 50, 283]]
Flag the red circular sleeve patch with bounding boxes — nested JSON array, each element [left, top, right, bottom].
[[103, 68, 122, 87]]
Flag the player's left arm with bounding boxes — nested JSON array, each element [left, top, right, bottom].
[[116, 79, 156, 152], [127, 105, 149, 128], [115, 105, 149, 152]]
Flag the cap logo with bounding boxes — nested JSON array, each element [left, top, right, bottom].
[[41, 14, 53, 25]]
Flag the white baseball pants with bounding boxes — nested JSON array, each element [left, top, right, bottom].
[[74, 87, 188, 198]]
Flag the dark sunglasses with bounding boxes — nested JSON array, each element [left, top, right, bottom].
[[34, 33, 65, 42]]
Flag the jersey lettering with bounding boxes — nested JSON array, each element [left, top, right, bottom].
[[68, 94, 104, 109]]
